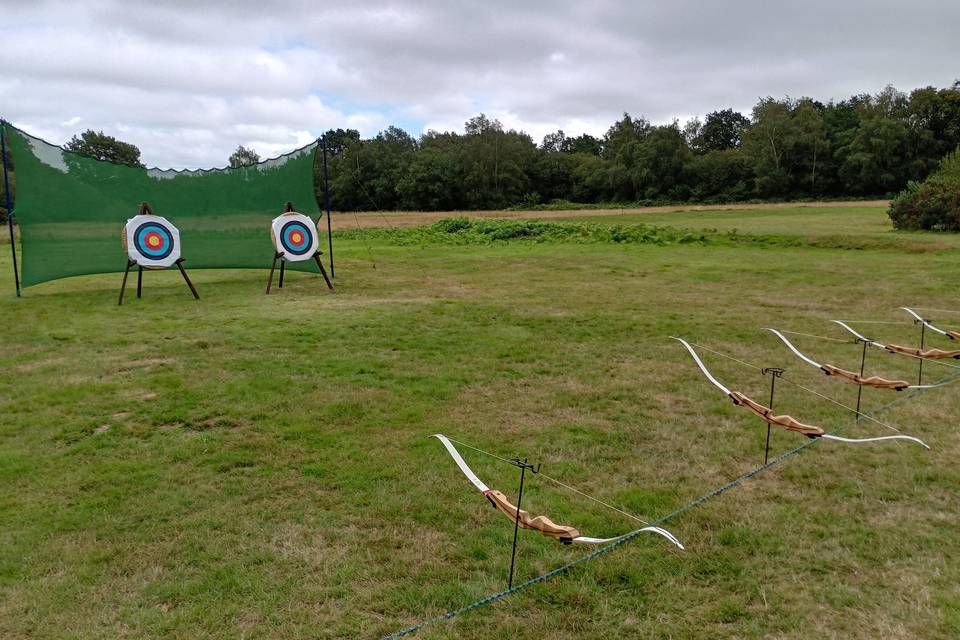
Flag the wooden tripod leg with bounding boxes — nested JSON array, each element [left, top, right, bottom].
[[137, 265, 143, 299], [175, 258, 200, 300], [279, 260, 286, 289], [266, 252, 281, 294], [314, 253, 334, 290], [119, 259, 135, 306]]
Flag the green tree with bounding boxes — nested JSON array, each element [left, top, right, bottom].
[[687, 150, 753, 201], [531, 148, 579, 202], [228, 145, 260, 168], [566, 133, 602, 156], [630, 123, 692, 199], [907, 83, 960, 173], [322, 128, 361, 157], [570, 154, 607, 202], [64, 129, 143, 167], [541, 130, 568, 153], [697, 109, 750, 152], [837, 116, 916, 194], [396, 145, 462, 210], [602, 113, 650, 161], [460, 115, 536, 208], [742, 98, 796, 196], [792, 100, 829, 194], [602, 113, 652, 199]]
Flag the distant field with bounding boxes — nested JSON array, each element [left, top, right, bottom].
[[1, 204, 959, 639], [329, 200, 891, 232], [557, 205, 893, 235]]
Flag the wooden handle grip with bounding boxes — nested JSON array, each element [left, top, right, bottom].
[[730, 391, 825, 437], [484, 489, 581, 542], [821, 364, 909, 390], [885, 343, 960, 360]]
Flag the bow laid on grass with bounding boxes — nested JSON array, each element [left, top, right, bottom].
[[433, 434, 684, 548], [672, 337, 929, 448]]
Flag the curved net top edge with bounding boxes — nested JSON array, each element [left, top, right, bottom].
[[1, 119, 320, 175]]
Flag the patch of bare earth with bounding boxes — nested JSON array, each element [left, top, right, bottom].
[[330, 200, 891, 230]]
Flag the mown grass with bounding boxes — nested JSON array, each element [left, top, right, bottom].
[[1, 204, 959, 639]]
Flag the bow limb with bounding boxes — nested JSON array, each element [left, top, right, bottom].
[[673, 338, 930, 446], [672, 337, 824, 435], [433, 434, 490, 493], [433, 435, 581, 541], [832, 320, 888, 349], [671, 337, 732, 396], [765, 328, 822, 369], [767, 328, 911, 390], [822, 434, 930, 449], [433, 435, 685, 549], [901, 307, 954, 339], [834, 318, 960, 360], [573, 526, 685, 550]]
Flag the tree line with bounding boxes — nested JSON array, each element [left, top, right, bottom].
[[317, 83, 960, 211], [3, 82, 958, 223]]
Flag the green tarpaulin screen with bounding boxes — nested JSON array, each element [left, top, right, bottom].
[[3, 123, 322, 288]]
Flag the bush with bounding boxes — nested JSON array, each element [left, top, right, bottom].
[[336, 217, 709, 246], [888, 148, 960, 230], [433, 216, 472, 233]]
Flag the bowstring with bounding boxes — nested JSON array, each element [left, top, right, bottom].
[[836, 320, 960, 370], [774, 328, 960, 371], [777, 329, 851, 344], [909, 306, 960, 316], [443, 436, 652, 526], [688, 341, 908, 436]]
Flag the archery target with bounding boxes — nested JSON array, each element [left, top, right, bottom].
[[270, 212, 319, 262], [124, 214, 181, 268]]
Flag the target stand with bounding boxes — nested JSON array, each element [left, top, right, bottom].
[[266, 204, 333, 294], [118, 202, 200, 305]]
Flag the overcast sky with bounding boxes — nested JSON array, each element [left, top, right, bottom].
[[1, 1, 957, 168]]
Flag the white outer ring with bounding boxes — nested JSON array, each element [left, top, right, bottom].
[[271, 213, 319, 262], [125, 214, 181, 268]]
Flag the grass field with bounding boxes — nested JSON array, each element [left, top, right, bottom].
[[1, 204, 959, 639]]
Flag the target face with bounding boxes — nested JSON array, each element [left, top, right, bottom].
[[271, 212, 319, 262], [124, 214, 181, 268]]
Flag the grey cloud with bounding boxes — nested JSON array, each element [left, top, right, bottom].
[[1, 0, 957, 167]]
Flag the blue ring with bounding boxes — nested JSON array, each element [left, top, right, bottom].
[[280, 220, 313, 256], [133, 222, 174, 260]]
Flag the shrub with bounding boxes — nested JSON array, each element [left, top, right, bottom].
[[433, 216, 472, 233], [888, 148, 960, 230]]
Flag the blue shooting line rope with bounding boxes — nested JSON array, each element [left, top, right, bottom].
[[381, 369, 960, 639]]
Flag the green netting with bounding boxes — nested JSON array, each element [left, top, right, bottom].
[[3, 123, 324, 288]]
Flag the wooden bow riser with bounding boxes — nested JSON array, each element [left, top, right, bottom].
[[820, 364, 910, 390], [483, 489, 581, 542], [946, 330, 960, 341], [885, 343, 960, 360], [729, 391, 825, 437]]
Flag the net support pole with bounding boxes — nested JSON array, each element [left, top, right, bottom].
[[1, 121, 21, 297], [321, 135, 334, 278]]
